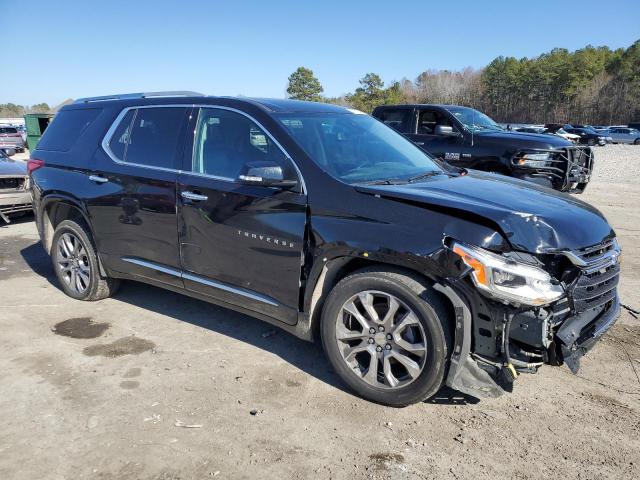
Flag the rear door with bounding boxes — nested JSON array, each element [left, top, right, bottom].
[[177, 106, 307, 324], [87, 105, 190, 286]]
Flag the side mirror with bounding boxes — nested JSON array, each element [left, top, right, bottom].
[[3, 148, 16, 157], [434, 125, 458, 137], [238, 161, 298, 189]]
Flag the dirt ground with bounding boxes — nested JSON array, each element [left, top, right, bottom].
[[1, 146, 639, 480]]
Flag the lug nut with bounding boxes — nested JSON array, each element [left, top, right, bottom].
[[368, 338, 375, 344], [376, 345, 383, 352], [386, 334, 392, 340], [385, 344, 392, 350], [369, 327, 376, 334], [378, 326, 385, 332]]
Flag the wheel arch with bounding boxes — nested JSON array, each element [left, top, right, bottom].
[[303, 255, 457, 342]]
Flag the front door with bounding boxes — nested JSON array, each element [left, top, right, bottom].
[[406, 108, 467, 165], [177, 107, 307, 324], [88, 106, 191, 286]]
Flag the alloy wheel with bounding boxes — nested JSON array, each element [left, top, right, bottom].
[[55, 232, 90, 294], [335, 290, 428, 389]]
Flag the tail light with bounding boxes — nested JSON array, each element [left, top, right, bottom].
[[27, 158, 45, 175]]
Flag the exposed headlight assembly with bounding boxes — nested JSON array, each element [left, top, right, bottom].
[[452, 242, 564, 306], [515, 152, 550, 168]]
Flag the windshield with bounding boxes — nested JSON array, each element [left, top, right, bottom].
[[445, 106, 503, 132], [276, 113, 442, 184]]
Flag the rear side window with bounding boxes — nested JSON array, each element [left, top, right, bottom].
[[107, 107, 187, 169], [376, 109, 412, 133], [0, 127, 18, 134], [36, 109, 101, 152]]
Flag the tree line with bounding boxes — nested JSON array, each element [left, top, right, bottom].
[[0, 103, 51, 118], [287, 40, 640, 124]]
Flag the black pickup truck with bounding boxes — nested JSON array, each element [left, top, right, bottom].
[[372, 104, 593, 193]]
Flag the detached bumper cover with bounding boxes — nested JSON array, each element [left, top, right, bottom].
[[556, 296, 621, 373]]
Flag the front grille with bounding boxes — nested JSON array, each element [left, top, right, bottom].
[[0, 177, 25, 191], [513, 146, 593, 191], [566, 239, 620, 313]]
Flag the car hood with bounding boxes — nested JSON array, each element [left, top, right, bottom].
[[476, 130, 572, 149], [355, 171, 614, 253], [0, 158, 27, 176]]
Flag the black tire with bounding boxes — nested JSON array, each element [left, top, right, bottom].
[[587, 138, 596, 146], [51, 219, 120, 301], [320, 268, 451, 407], [634, 138, 640, 145]]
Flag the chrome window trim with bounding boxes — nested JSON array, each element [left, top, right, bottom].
[[101, 103, 307, 194], [122, 257, 279, 307]]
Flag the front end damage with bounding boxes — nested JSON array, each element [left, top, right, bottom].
[[435, 237, 621, 398]]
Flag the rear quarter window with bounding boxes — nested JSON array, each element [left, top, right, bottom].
[[37, 108, 102, 152]]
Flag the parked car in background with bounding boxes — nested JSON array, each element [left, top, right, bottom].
[[609, 127, 640, 144], [543, 124, 581, 143], [0, 125, 26, 153], [28, 92, 622, 406], [372, 104, 593, 193], [564, 126, 606, 146], [0, 148, 32, 223]]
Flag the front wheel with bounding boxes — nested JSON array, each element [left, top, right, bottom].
[[321, 268, 451, 406], [634, 138, 640, 145]]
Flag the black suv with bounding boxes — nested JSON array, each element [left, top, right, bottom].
[[29, 93, 620, 406], [372, 104, 594, 193]]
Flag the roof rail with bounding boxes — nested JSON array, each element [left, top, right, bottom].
[[74, 91, 205, 104]]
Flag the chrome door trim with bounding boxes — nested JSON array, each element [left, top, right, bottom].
[[180, 191, 209, 201], [182, 272, 279, 307], [101, 103, 307, 194], [121, 257, 279, 307], [122, 257, 182, 277]]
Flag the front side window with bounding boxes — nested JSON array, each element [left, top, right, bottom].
[[277, 112, 442, 184], [445, 106, 503, 132], [417, 109, 454, 135], [192, 108, 295, 181], [107, 107, 188, 169]]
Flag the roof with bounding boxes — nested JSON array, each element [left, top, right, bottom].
[[70, 91, 352, 114], [374, 104, 468, 110]]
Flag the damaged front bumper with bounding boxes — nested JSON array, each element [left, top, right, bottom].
[[435, 236, 622, 399]]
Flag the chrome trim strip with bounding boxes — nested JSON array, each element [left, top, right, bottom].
[[182, 272, 279, 307], [121, 257, 279, 307], [122, 257, 182, 277], [100, 103, 307, 194]]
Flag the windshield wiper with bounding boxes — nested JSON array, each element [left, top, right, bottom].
[[407, 171, 442, 183], [359, 178, 408, 185]]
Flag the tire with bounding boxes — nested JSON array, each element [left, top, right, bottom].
[[634, 138, 640, 145], [587, 138, 596, 146], [320, 268, 451, 407], [51, 219, 120, 301]]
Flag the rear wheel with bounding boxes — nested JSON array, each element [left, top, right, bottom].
[[634, 138, 640, 145], [321, 268, 451, 406], [51, 219, 120, 301]]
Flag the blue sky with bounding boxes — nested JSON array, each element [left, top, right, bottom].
[[3, 0, 639, 106]]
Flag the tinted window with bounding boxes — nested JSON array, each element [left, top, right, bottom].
[[192, 108, 295, 180], [36, 109, 101, 152], [123, 107, 188, 169], [376, 109, 411, 133], [417, 109, 453, 135], [277, 112, 442, 184], [0, 127, 18, 134], [108, 110, 135, 161]]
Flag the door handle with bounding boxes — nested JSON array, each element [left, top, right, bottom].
[[181, 191, 208, 202], [88, 175, 109, 184]]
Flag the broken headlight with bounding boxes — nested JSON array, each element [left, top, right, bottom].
[[452, 242, 564, 306]]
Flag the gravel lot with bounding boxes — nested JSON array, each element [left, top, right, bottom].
[[1, 145, 639, 480]]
